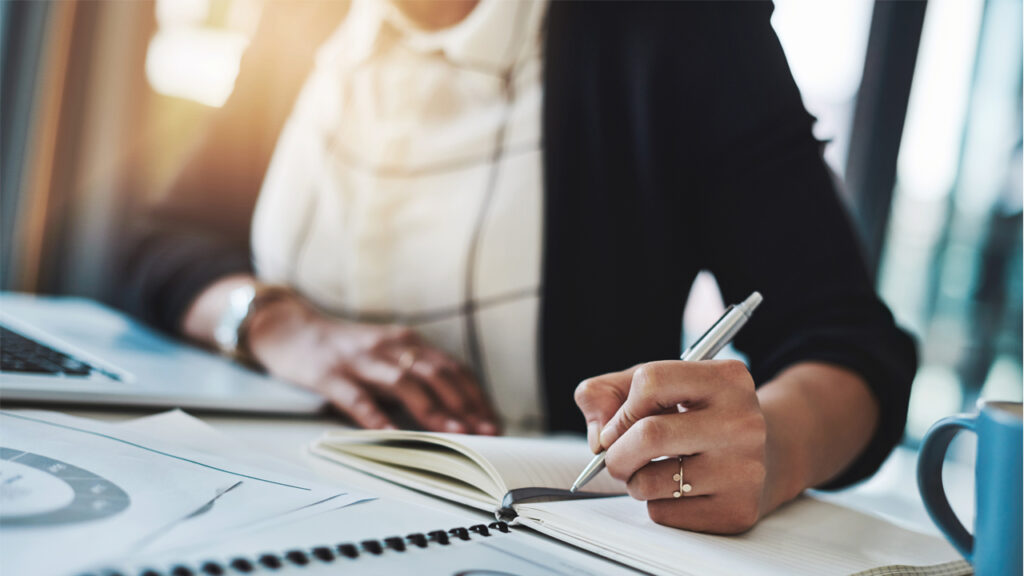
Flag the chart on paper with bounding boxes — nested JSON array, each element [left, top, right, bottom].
[[0, 410, 367, 576], [1, 447, 131, 527]]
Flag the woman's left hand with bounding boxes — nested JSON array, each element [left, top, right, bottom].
[[574, 359, 773, 534]]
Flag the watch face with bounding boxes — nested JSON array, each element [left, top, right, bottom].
[[0, 447, 130, 528], [215, 284, 257, 352]]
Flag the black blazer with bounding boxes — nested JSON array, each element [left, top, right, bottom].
[[122, 1, 916, 489]]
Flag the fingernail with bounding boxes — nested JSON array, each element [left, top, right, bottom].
[[478, 421, 498, 435], [444, 419, 463, 433], [587, 422, 599, 451], [383, 423, 396, 430]]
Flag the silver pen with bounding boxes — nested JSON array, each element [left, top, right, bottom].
[[570, 291, 763, 493]]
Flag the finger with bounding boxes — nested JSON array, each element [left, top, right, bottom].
[[389, 377, 463, 432], [447, 369, 499, 435], [574, 365, 638, 452], [599, 359, 753, 449], [626, 453, 764, 501], [451, 364, 500, 435], [319, 375, 395, 430], [396, 347, 493, 434], [345, 356, 459, 433], [401, 352, 467, 415], [421, 352, 499, 435], [646, 493, 762, 535], [627, 457, 703, 500], [604, 411, 733, 482], [410, 349, 492, 429]]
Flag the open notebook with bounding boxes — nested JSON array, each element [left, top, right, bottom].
[[310, 429, 626, 518], [311, 430, 969, 576]]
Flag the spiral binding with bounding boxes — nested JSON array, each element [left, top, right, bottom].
[[81, 522, 511, 576]]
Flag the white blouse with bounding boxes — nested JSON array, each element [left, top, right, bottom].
[[251, 0, 548, 433]]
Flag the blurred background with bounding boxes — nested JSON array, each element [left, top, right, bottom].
[[1, 0, 1021, 448]]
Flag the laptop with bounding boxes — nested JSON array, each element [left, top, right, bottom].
[[0, 292, 324, 414]]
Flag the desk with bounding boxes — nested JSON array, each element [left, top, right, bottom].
[[62, 408, 971, 572]]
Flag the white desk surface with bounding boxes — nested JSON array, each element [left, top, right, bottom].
[[61, 407, 972, 568]]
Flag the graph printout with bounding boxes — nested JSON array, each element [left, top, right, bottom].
[[0, 411, 359, 576]]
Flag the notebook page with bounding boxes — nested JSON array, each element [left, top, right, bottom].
[[318, 430, 625, 494], [311, 441, 497, 511], [436, 433, 624, 493], [337, 443, 502, 497], [518, 495, 964, 576]]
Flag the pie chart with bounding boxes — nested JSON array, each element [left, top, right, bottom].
[[0, 446, 130, 528]]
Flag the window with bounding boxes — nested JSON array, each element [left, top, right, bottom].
[[879, 0, 1023, 442], [145, 0, 262, 107], [771, 0, 875, 176]]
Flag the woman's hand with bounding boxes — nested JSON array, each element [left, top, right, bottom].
[[180, 275, 499, 434], [576, 359, 880, 535], [245, 294, 499, 434], [574, 360, 773, 534], [183, 276, 498, 433], [244, 293, 499, 434]]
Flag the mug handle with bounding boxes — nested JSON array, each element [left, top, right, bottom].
[[916, 415, 975, 561]]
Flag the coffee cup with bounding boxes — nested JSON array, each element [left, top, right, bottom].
[[918, 400, 1023, 576]]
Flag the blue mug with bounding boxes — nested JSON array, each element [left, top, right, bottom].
[[918, 400, 1023, 576]]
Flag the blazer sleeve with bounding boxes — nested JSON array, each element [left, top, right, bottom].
[[118, 2, 348, 333], [682, 2, 917, 488]]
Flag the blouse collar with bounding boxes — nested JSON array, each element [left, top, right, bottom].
[[320, 0, 545, 73]]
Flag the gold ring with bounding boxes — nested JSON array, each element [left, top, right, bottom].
[[672, 456, 692, 498], [398, 349, 419, 373]]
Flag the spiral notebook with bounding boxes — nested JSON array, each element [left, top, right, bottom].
[[87, 521, 518, 576], [83, 498, 635, 576], [309, 429, 971, 576]]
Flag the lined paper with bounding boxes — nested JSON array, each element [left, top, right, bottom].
[[317, 430, 624, 498], [519, 495, 965, 576], [443, 432, 624, 493]]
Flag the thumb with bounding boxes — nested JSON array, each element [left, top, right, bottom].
[[574, 367, 636, 453]]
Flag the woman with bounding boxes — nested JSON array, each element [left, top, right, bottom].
[[123, 0, 916, 534]]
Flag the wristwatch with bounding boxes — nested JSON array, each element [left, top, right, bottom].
[[214, 283, 293, 364]]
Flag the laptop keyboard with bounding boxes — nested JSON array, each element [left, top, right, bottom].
[[1, 325, 97, 378]]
